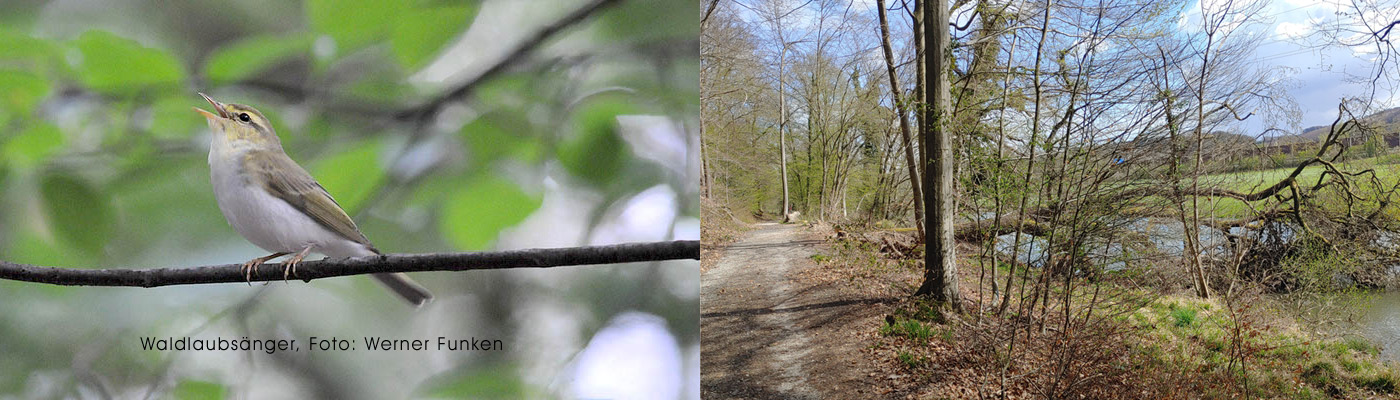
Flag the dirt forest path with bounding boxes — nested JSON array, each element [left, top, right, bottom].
[[701, 222, 894, 399]]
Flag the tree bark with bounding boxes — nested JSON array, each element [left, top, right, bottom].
[[915, 0, 960, 311]]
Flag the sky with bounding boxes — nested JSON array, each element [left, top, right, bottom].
[[730, 0, 1400, 138], [1241, 0, 1400, 132]]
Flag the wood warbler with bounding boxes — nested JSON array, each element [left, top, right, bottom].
[[195, 92, 432, 306]]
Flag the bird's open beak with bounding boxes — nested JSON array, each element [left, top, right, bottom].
[[195, 92, 229, 119]]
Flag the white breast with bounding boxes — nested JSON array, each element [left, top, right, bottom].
[[209, 147, 372, 258]]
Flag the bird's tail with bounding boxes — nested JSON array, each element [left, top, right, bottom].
[[372, 273, 433, 307], [343, 245, 433, 307]]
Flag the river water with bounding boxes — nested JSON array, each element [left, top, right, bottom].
[[979, 213, 1400, 358], [1364, 291, 1400, 361]]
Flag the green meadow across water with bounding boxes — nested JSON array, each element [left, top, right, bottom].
[[1166, 155, 1400, 220]]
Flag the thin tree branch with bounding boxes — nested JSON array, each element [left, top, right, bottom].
[[393, 0, 625, 121], [0, 240, 698, 287], [702, 0, 721, 28]]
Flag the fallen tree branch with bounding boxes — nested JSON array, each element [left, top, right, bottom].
[[0, 240, 698, 287], [955, 214, 1051, 242]]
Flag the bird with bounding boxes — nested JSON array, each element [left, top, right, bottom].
[[194, 92, 432, 306]]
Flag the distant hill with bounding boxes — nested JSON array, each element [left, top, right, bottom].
[[1204, 131, 1257, 153], [1259, 134, 1310, 145], [1294, 106, 1400, 142]]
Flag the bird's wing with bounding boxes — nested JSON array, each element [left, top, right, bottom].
[[244, 150, 377, 251]]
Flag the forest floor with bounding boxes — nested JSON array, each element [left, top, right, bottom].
[[701, 219, 1400, 398], [700, 222, 907, 399]]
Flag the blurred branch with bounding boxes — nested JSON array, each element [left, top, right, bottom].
[[0, 240, 698, 287], [702, 0, 720, 28], [394, 0, 625, 121]]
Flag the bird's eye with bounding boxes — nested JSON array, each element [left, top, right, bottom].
[[238, 113, 251, 122]]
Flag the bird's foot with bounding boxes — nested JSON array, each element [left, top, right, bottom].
[[241, 252, 289, 285], [283, 247, 313, 281]]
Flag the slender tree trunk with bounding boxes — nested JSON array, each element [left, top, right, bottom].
[[1000, 1, 1052, 318], [876, 0, 925, 239], [1158, 45, 1208, 300], [804, 119, 814, 214], [915, 0, 959, 311], [989, 28, 1020, 314], [779, 45, 792, 222], [912, 0, 927, 180], [700, 117, 710, 199], [1189, 30, 1216, 299], [817, 139, 823, 222]]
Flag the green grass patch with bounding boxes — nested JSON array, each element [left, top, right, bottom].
[[1360, 373, 1398, 393], [896, 350, 927, 368], [1128, 295, 1399, 397], [1342, 336, 1378, 355], [881, 318, 935, 341], [1169, 306, 1197, 327]]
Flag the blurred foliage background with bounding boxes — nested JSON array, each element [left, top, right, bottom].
[[0, 0, 698, 398]]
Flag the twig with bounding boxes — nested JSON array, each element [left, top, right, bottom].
[[0, 240, 698, 287], [394, 0, 626, 121]]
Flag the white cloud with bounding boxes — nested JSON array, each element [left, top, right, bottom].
[[1274, 20, 1311, 39]]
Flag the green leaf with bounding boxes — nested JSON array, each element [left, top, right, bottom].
[[462, 110, 538, 168], [309, 141, 385, 215], [0, 69, 50, 116], [204, 34, 313, 83], [4, 122, 64, 169], [306, 0, 399, 55], [0, 29, 58, 67], [475, 74, 532, 108], [345, 76, 411, 104], [104, 159, 227, 258], [4, 230, 90, 270], [418, 366, 530, 399], [391, 5, 476, 68], [558, 100, 633, 186], [40, 174, 112, 255], [148, 96, 205, 139], [597, 0, 697, 43], [71, 31, 185, 95], [442, 176, 540, 250], [172, 380, 226, 400]]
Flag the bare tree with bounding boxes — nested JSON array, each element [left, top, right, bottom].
[[876, 0, 925, 239], [750, 0, 805, 222]]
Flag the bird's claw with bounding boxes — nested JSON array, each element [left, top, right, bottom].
[[240, 252, 289, 285], [282, 260, 297, 281], [282, 248, 311, 282], [241, 260, 257, 286]]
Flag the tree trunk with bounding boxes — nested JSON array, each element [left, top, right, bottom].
[[915, 0, 960, 311], [876, 0, 925, 240], [779, 45, 792, 222], [700, 116, 710, 200], [1189, 28, 1216, 299], [912, 0, 927, 180]]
